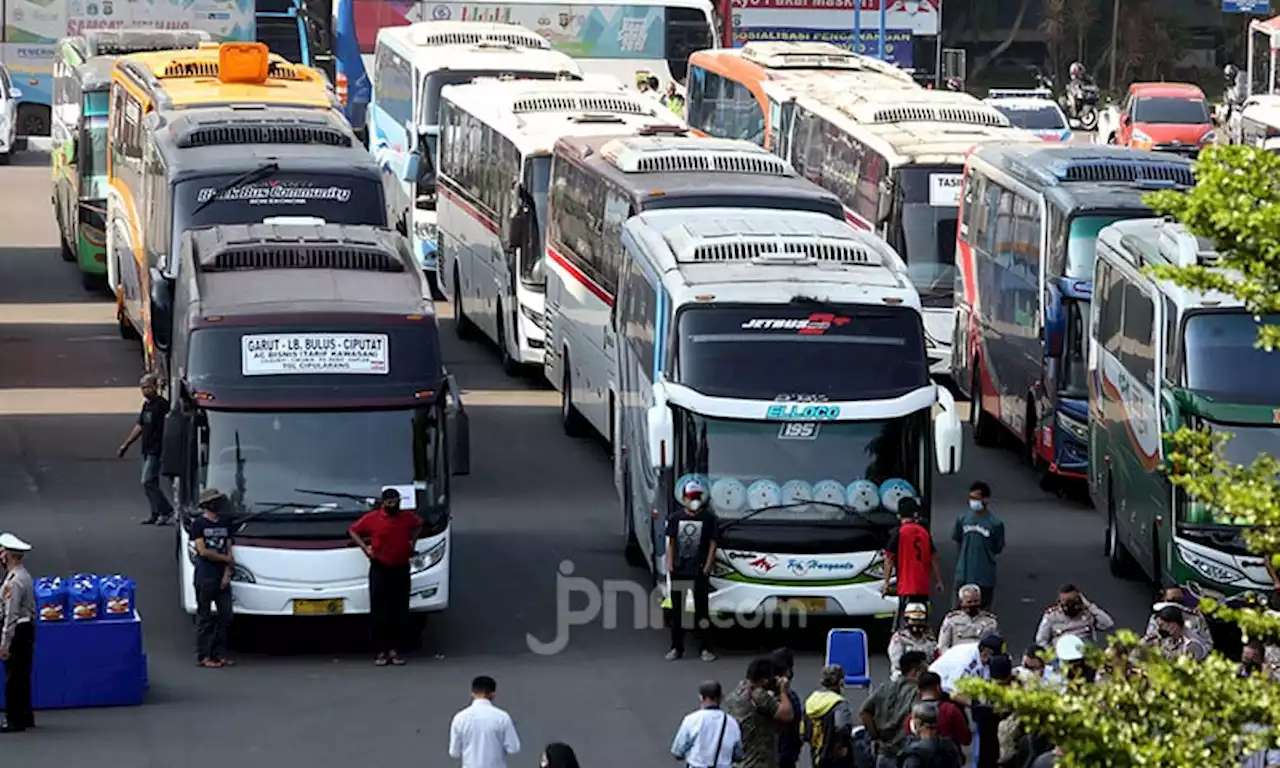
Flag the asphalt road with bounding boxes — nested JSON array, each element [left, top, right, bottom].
[[0, 150, 1155, 768]]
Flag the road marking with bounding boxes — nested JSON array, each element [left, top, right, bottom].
[[0, 386, 557, 415], [0, 303, 115, 325]]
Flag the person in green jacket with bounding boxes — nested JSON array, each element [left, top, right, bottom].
[[952, 481, 1005, 610]]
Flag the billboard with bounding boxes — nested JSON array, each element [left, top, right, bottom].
[[728, 0, 938, 66]]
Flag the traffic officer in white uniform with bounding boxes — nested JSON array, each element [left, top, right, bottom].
[[0, 532, 35, 733]]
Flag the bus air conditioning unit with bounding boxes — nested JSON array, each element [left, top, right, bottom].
[[1008, 154, 1195, 188], [739, 41, 915, 84], [839, 95, 1010, 129], [193, 225, 410, 275], [512, 91, 653, 117], [172, 111, 355, 149], [600, 136, 795, 175], [409, 22, 550, 50]]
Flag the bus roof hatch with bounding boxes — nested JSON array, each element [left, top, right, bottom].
[[513, 92, 650, 115], [740, 41, 882, 72], [600, 136, 792, 175]]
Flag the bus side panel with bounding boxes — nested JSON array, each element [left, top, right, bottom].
[[369, 43, 414, 233], [952, 166, 978, 399]]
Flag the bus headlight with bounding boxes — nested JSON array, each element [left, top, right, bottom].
[[411, 540, 447, 573], [709, 561, 734, 578], [863, 556, 887, 580], [1056, 412, 1088, 442], [230, 564, 255, 584], [519, 303, 545, 329], [414, 220, 438, 245]]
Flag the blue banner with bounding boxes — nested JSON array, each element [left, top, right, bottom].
[[731, 28, 914, 69], [1223, 0, 1269, 11]]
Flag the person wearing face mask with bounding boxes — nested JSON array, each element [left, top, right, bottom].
[[897, 702, 964, 768], [349, 487, 424, 666], [672, 681, 743, 768], [1012, 645, 1047, 683], [937, 585, 999, 652], [665, 478, 719, 662], [0, 533, 35, 733], [117, 373, 174, 525], [1143, 587, 1212, 650], [1034, 584, 1114, 649], [888, 603, 938, 679], [929, 633, 1004, 702], [1240, 639, 1267, 678], [951, 482, 1003, 611], [1140, 605, 1209, 661]]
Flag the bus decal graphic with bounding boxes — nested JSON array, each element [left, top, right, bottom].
[[1098, 350, 1160, 470], [741, 314, 850, 334]]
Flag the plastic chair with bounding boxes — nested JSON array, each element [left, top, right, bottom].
[[825, 628, 872, 689]]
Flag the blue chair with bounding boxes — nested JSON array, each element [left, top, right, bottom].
[[825, 628, 872, 689]]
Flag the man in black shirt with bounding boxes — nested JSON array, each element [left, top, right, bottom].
[[665, 477, 718, 662], [190, 487, 235, 668], [117, 374, 173, 525]]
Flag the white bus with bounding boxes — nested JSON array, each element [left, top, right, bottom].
[[769, 88, 1034, 375], [370, 22, 582, 286], [544, 134, 846, 447], [615, 207, 963, 617], [436, 78, 682, 373]]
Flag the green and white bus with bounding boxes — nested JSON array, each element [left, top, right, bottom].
[[1089, 217, 1276, 596]]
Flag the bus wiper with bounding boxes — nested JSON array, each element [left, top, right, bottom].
[[190, 162, 280, 216], [720, 501, 881, 531], [232, 500, 353, 531], [294, 487, 379, 506]]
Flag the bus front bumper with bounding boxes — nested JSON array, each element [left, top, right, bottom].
[[1038, 407, 1089, 479], [706, 577, 898, 619]]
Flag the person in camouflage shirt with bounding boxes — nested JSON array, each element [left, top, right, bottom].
[[724, 657, 795, 768]]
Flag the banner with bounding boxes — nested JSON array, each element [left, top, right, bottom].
[[730, 27, 914, 68], [729, 0, 939, 36]]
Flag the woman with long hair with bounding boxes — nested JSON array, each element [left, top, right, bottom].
[[540, 742, 580, 768]]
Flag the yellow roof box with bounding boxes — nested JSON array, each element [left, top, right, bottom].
[[218, 42, 270, 84]]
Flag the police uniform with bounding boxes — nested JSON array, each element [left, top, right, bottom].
[[0, 533, 35, 732], [1034, 602, 1115, 648], [1141, 630, 1209, 662], [936, 609, 999, 651], [1144, 605, 1213, 650], [887, 628, 938, 679]]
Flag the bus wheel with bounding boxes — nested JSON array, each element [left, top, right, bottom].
[[81, 271, 105, 293], [495, 308, 520, 377], [117, 306, 139, 341], [560, 358, 589, 438], [621, 469, 646, 567], [426, 271, 445, 301], [452, 268, 475, 340], [1106, 479, 1136, 578], [969, 366, 999, 447], [17, 104, 49, 137], [60, 236, 76, 263]]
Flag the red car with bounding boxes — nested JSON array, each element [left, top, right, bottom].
[[1102, 82, 1215, 158]]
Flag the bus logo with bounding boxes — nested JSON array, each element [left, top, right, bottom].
[[741, 314, 850, 335], [767, 405, 842, 421]]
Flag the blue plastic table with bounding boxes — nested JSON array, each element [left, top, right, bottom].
[[0, 610, 147, 710]]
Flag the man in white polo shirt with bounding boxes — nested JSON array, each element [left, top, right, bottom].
[[449, 675, 521, 768], [672, 680, 744, 768]]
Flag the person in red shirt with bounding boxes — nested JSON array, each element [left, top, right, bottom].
[[349, 488, 423, 666], [881, 497, 945, 626], [905, 671, 971, 748]]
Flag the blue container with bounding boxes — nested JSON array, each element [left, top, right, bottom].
[[100, 575, 136, 618], [35, 577, 68, 622], [69, 574, 101, 621]]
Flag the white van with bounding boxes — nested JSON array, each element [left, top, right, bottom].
[[0, 64, 23, 163]]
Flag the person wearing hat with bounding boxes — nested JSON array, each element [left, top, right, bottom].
[[0, 533, 35, 732], [117, 373, 174, 525], [1047, 634, 1094, 688], [1141, 604, 1210, 662], [191, 488, 236, 668], [888, 603, 938, 680], [1143, 586, 1212, 650], [1034, 583, 1114, 649], [803, 664, 855, 768], [664, 477, 718, 662], [350, 488, 423, 666]]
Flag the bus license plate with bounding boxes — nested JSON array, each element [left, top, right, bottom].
[[293, 599, 344, 615], [778, 598, 826, 614]]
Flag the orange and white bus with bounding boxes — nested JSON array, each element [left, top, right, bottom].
[[684, 40, 919, 150]]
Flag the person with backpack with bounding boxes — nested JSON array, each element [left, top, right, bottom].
[[671, 680, 744, 768], [804, 664, 856, 768], [897, 702, 964, 768]]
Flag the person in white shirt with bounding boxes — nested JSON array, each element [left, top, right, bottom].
[[449, 676, 521, 768], [671, 681, 743, 768]]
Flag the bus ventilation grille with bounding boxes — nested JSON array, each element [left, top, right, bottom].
[[513, 95, 647, 115], [633, 152, 791, 175], [160, 61, 308, 80], [414, 31, 550, 49], [203, 247, 405, 273], [179, 125, 352, 148], [870, 106, 1006, 127], [98, 42, 204, 55], [689, 241, 877, 264], [1060, 163, 1194, 185]]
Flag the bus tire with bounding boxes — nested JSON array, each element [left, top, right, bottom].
[[560, 357, 588, 438], [426, 271, 445, 301], [117, 306, 139, 341], [1106, 478, 1137, 578], [496, 308, 520, 377], [969, 366, 999, 448], [621, 468, 646, 567], [61, 235, 76, 263], [81, 271, 104, 293], [452, 267, 475, 340]]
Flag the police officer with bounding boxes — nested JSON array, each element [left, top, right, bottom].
[[1141, 605, 1210, 662], [888, 603, 938, 679], [0, 533, 36, 733], [937, 585, 999, 652], [1034, 583, 1115, 648]]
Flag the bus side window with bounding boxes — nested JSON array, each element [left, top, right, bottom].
[[1099, 263, 1125, 357], [1120, 282, 1156, 388], [1163, 296, 1178, 384], [703, 70, 725, 136], [1046, 207, 1066, 276], [727, 78, 764, 145], [687, 66, 707, 129]]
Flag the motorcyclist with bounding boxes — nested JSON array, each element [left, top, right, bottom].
[[1223, 64, 1248, 134], [945, 76, 963, 92], [1065, 62, 1098, 124]]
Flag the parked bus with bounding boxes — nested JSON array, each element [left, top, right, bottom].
[[52, 30, 211, 291], [437, 78, 681, 373], [952, 146, 1194, 486], [545, 134, 847, 447], [106, 42, 341, 350], [109, 106, 385, 380], [773, 90, 1026, 375], [684, 41, 918, 150], [334, 0, 716, 141], [1, 0, 331, 139], [615, 206, 962, 617], [371, 22, 582, 287], [159, 222, 469, 621], [1089, 217, 1276, 596]]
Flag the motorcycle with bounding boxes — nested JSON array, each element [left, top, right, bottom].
[[1064, 79, 1101, 131]]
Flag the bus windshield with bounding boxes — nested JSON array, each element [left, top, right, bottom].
[[198, 407, 442, 522], [676, 304, 928, 401], [173, 172, 387, 240], [81, 116, 109, 198], [522, 154, 552, 285], [892, 167, 960, 306], [1061, 298, 1089, 398], [1066, 214, 1132, 279], [1184, 311, 1280, 403], [673, 409, 927, 522]]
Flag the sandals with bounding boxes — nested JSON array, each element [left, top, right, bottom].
[[388, 655, 406, 666], [374, 653, 406, 666], [197, 658, 223, 668]]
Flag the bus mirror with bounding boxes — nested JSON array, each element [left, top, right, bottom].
[[647, 405, 672, 470], [148, 268, 172, 351], [1160, 389, 1180, 433], [445, 374, 471, 476], [933, 386, 963, 475], [504, 205, 528, 245], [9, 87, 21, 100], [1043, 283, 1064, 358], [159, 411, 191, 477], [876, 179, 892, 223], [401, 154, 421, 184]]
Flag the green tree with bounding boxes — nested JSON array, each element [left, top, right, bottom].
[[956, 144, 1280, 766]]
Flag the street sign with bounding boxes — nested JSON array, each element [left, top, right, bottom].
[[1224, 0, 1270, 14]]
